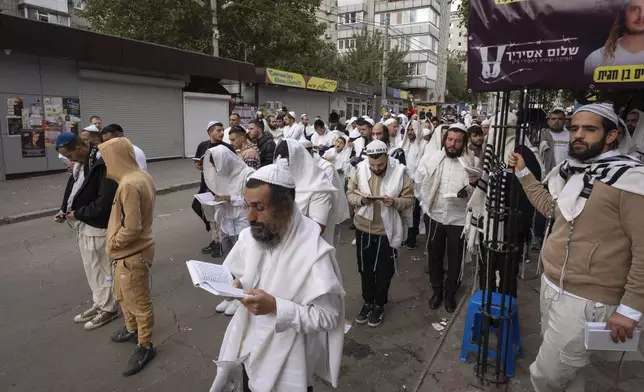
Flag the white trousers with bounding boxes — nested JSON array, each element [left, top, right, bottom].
[[77, 232, 117, 312], [530, 275, 617, 392]]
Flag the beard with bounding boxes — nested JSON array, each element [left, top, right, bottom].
[[626, 26, 644, 36], [371, 168, 387, 177], [249, 215, 290, 249], [445, 145, 465, 158], [568, 138, 605, 161]]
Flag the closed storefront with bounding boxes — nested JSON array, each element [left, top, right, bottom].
[[80, 70, 185, 159]]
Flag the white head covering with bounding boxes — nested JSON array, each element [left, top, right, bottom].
[[422, 127, 433, 137], [365, 140, 388, 155], [574, 103, 633, 152], [481, 119, 491, 126], [628, 108, 644, 153], [279, 139, 337, 193], [248, 160, 296, 189], [362, 116, 375, 126], [301, 113, 308, 119], [346, 116, 358, 125], [448, 123, 468, 133], [401, 120, 422, 176], [83, 125, 100, 133], [287, 111, 296, 119], [349, 129, 361, 139], [203, 145, 256, 196], [383, 118, 396, 127], [206, 120, 223, 133]]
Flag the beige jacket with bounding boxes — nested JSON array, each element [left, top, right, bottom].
[[99, 138, 156, 261], [519, 173, 644, 312]]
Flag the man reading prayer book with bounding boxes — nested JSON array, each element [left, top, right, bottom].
[[209, 162, 345, 392]]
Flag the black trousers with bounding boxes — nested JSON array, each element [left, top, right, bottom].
[[243, 366, 312, 391], [356, 229, 395, 306], [427, 218, 464, 294], [477, 228, 529, 297], [406, 198, 422, 247]]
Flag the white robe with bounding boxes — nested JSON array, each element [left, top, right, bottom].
[[400, 120, 422, 180], [283, 123, 305, 140], [211, 209, 345, 392], [313, 155, 351, 246], [311, 129, 338, 150]]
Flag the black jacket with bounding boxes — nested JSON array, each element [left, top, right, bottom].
[[61, 158, 117, 229], [257, 132, 276, 167]]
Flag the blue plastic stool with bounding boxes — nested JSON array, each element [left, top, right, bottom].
[[459, 290, 522, 378]]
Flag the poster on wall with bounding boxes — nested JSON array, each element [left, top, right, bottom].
[[44, 97, 64, 146], [63, 97, 82, 134], [7, 117, 22, 135], [468, 0, 644, 92], [233, 105, 258, 127], [21, 130, 46, 158]]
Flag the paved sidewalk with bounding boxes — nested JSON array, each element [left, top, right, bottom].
[[414, 262, 644, 392], [0, 159, 199, 225]]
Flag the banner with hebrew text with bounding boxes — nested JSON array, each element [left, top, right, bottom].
[[468, 0, 644, 91]]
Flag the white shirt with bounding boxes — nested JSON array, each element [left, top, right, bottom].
[[584, 39, 644, 75], [549, 130, 570, 166], [429, 158, 469, 226], [223, 127, 231, 144], [67, 167, 85, 213], [132, 144, 147, 171], [311, 131, 338, 150], [283, 123, 305, 140], [298, 192, 333, 229]]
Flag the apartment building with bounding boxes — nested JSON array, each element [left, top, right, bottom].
[[334, 0, 449, 102], [448, 11, 467, 52], [0, 0, 88, 28]]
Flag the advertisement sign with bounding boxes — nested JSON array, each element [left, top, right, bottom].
[[468, 0, 644, 91], [21, 130, 46, 158], [266, 68, 306, 89], [306, 77, 338, 92]]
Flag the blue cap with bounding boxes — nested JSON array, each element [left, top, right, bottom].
[[55, 132, 76, 150]]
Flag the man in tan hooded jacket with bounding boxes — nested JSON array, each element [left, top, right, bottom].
[[98, 137, 157, 377]]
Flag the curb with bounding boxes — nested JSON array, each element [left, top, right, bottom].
[[411, 289, 470, 392], [0, 180, 200, 227]]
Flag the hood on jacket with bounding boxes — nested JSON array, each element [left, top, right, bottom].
[[98, 137, 139, 182]]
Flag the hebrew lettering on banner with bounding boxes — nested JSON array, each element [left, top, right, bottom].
[[468, 0, 644, 91]]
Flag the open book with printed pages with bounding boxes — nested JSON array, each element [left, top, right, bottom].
[[353, 190, 385, 200], [194, 192, 227, 207], [186, 260, 249, 299]]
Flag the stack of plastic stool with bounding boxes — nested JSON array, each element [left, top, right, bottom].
[[459, 290, 522, 377]]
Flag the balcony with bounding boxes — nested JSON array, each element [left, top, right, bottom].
[[375, 0, 439, 13], [404, 76, 436, 90], [19, 0, 68, 14]]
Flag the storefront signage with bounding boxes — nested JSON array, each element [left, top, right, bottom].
[[306, 77, 337, 92], [400, 91, 409, 100], [265, 68, 306, 89], [468, 0, 644, 91], [392, 89, 401, 98]]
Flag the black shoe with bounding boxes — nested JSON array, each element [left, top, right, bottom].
[[210, 243, 223, 258], [111, 325, 138, 343], [429, 291, 443, 310], [355, 303, 373, 325], [201, 241, 217, 254], [368, 305, 384, 327], [349, 224, 356, 230], [531, 237, 543, 251], [445, 292, 457, 313], [123, 344, 156, 377]]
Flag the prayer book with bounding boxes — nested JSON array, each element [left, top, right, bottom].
[[584, 322, 641, 351], [354, 190, 385, 200], [186, 260, 249, 299], [194, 192, 227, 207]]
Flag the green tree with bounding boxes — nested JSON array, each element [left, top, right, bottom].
[[82, 0, 339, 77], [337, 31, 410, 88], [445, 54, 480, 104]]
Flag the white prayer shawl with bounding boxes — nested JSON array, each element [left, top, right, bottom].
[[283, 123, 305, 140], [269, 127, 284, 144], [223, 126, 231, 144], [414, 125, 446, 198], [212, 209, 345, 392], [352, 137, 365, 157], [304, 124, 315, 138], [323, 146, 351, 176], [420, 148, 473, 217], [313, 155, 351, 245], [356, 157, 407, 249], [311, 127, 338, 149], [401, 120, 422, 179], [280, 139, 339, 228], [544, 151, 644, 222], [203, 145, 255, 228], [630, 109, 644, 160]]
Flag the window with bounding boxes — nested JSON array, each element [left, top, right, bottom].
[[73, 0, 86, 10], [407, 62, 428, 76], [350, 12, 357, 23], [390, 8, 436, 25], [338, 40, 344, 50], [348, 39, 356, 49]]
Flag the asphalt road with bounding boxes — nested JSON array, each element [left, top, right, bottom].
[[0, 189, 453, 392]]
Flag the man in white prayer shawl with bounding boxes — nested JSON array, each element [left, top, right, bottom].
[[311, 119, 338, 153], [400, 120, 423, 249], [209, 163, 345, 392], [282, 111, 305, 140], [274, 139, 342, 247], [626, 108, 644, 162], [323, 133, 352, 181], [346, 140, 414, 327], [509, 102, 644, 392], [421, 123, 477, 313], [203, 145, 255, 317], [301, 114, 315, 140]]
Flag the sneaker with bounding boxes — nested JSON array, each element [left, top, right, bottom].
[[84, 310, 118, 330], [123, 344, 156, 377], [368, 305, 384, 328], [201, 241, 217, 254], [355, 303, 373, 325], [351, 239, 356, 246], [73, 306, 99, 323], [216, 299, 232, 313], [224, 300, 240, 316], [111, 325, 138, 343]]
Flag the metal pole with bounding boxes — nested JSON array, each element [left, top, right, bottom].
[[380, 13, 390, 116], [211, 0, 219, 57]]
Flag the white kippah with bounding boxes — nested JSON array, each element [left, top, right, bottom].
[[248, 159, 296, 189], [422, 127, 433, 137], [299, 139, 313, 149], [288, 111, 296, 119], [365, 140, 388, 155], [349, 129, 361, 139], [83, 125, 100, 133], [384, 118, 396, 126], [206, 120, 222, 132], [448, 123, 468, 133], [481, 119, 491, 126], [574, 103, 619, 126]]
